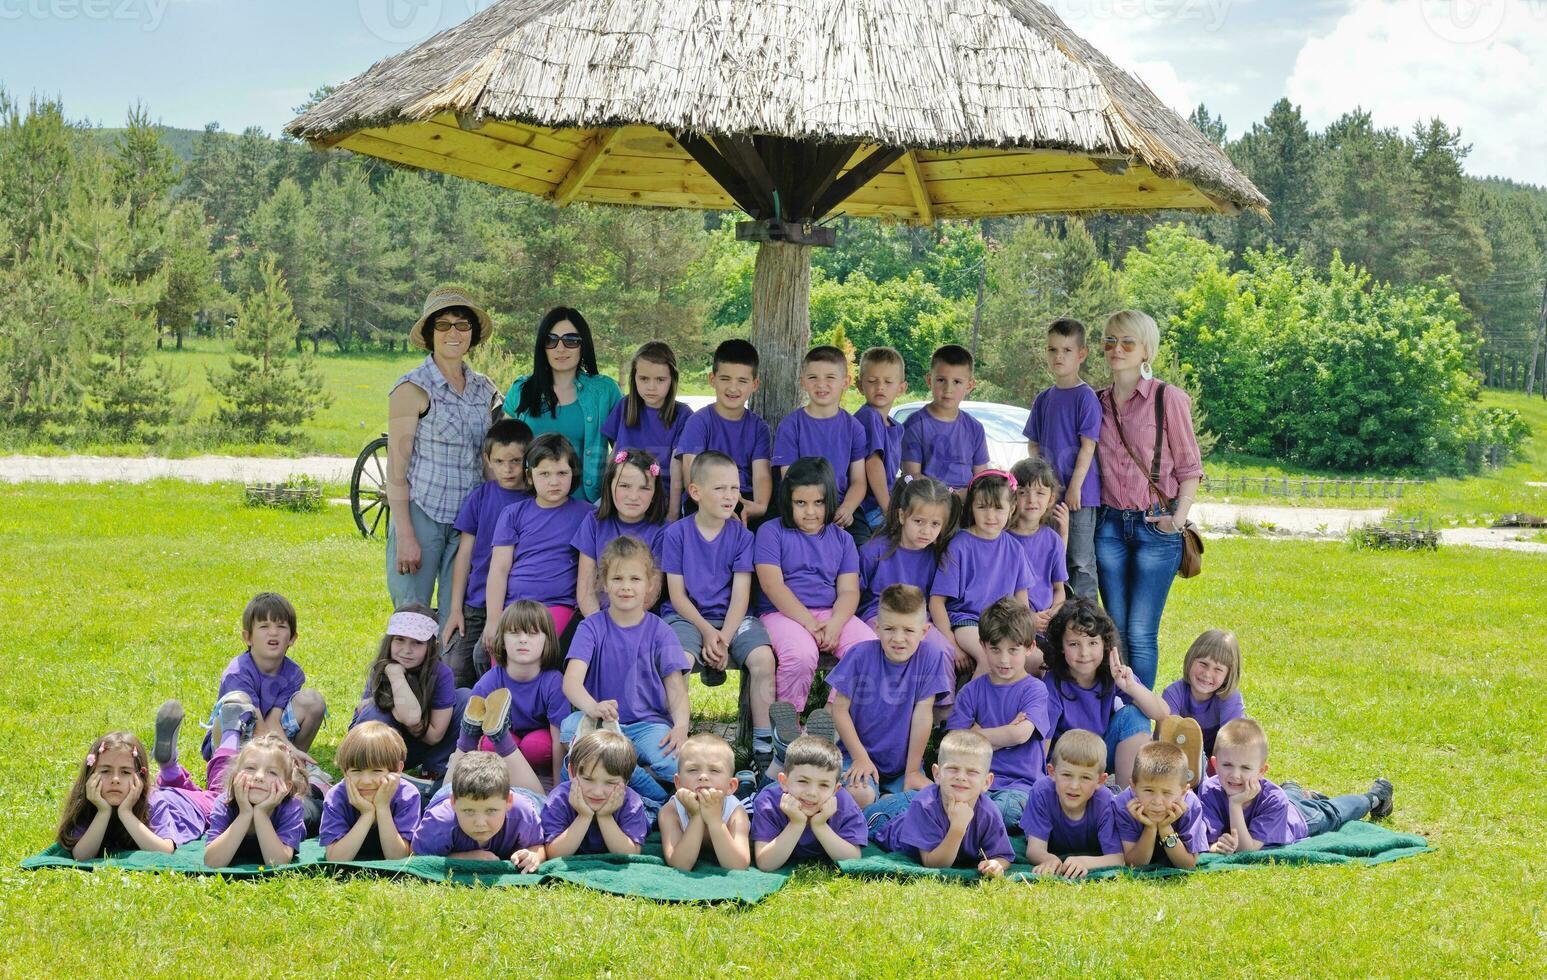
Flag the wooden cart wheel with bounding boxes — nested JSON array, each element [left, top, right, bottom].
[[350, 435, 390, 538]]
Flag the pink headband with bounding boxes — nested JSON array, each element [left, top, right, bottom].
[[970, 469, 1018, 491], [614, 450, 661, 478], [388, 611, 438, 642]]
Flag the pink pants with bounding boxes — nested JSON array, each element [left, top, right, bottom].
[[479, 727, 554, 771], [761, 609, 878, 710], [157, 747, 235, 820], [548, 605, 576, 637]]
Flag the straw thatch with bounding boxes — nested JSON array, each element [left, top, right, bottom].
[[287, 0, 1266, 220]]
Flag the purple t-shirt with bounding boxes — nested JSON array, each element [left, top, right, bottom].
[[318, 778, 422, 856], [934, 531, 1034, 624], [657, 516, 755, 621], [854, 404, 902, 513], [602, 400, 694, 469], [564, 612, 690, 727], [1043, 674, 1120, 742], [857, 537, 941, 623], [540, 781, 650, 852], [490, 495, 591, 606], [675, 406, 771, 498], [1112, 786, 1209, 858], [1161, 681, 1246, 757], [748, 783, 869, 860], [900, 407, 989, 489], [471, 667, 570, 734], [1019, 777, 1123, 857], [773, 408, 869, 499], [874, 784, 1015, 865], [149, 789, 209, 847], [1023, 382, 1102, 505], [412, 791, 543, 859], [204, 795, 307, 862], [570, 512, 668, 563], [826, 640, 951, 776], [358, 660, 457, 712], [1197, 775, 1308, 848], [1008, 526, 1068, 612], [947, 674, 1052, 792], [753, 521, 860, 614], [217, 652, 305, 718], [453, 480, 528, 608]]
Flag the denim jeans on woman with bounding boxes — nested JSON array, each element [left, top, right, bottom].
[[1094, 506, 1182, 690]]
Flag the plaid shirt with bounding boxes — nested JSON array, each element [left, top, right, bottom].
[[400, 356, 500, 524]]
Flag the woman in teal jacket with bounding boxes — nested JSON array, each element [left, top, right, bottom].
[[503, 307, 621, 502]]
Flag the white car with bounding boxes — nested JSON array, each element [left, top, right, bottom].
[[892, 400, 1030, 470]]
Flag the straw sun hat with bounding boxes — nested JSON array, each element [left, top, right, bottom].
[[409, 286, 493, 351]]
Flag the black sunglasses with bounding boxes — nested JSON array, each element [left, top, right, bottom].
[[545, 333, 583, 350]]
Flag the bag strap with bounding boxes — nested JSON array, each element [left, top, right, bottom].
[[1104, 383, 1174, 512]]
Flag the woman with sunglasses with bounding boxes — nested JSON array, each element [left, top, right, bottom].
[[1093, 310, 1203, 692], [503, 307, 622, 503], [387, 287, 503, 624]]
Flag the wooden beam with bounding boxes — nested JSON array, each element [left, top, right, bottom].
[[786, 141, 858, 221], [899, 150, 934, 226], [553, 128, 624, 206], [812, 146, 907, 219], [676, 133, 767, 217], [715, 135, 779, 217]]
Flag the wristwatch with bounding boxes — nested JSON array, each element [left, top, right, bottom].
[[1161, 832, 1181, 849]]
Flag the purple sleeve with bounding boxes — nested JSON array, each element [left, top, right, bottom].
[[1094, 793, 1123, 855], [857, 408, 884, 458], [1012, 540, 1034, 593], [900, 415, 923, 464], [651, 617, 692, 676], [658, 523, 684, 576], [751, 417, 772, 462], [1178, 793, 1209, 853], [1018, 679, 1053, 739], [491, 499, 522, 548], [836, 531, 860, 577], [452, 483, 485, 535], [944, 680, 976, 731], [272, 798, 307, 852], [1048, 534, 1068, 586], [205, 798, 235, 840], [1219, 690, 1246, 725], [391, 781, 423, 838], [847, 415, 868, 462], [1078, 386, 1103, 440], [539, 784, 577, 842], [471, 669, 499, 698], [825, 647, 863, 699], [1020, 780, 1053, 840], [411, 803, 455, 855], [749, 787, 786, 843], [970, 416, 990, 467], [731, 523, 755, 573], [1248, 786, 1303, 847], [753, 521, 782, 567], [614, 789, 650, 843], [976, 808, 1015, 862], [601, 400, 623, 443], [216, 658, 256, 701], [669, 403, 693, 446], [430, 662, 457, 710], [883, 793, 947, 854], [571, 513, 600, 559], [317, 784, 354, 845], [564, 616, 601, 667], [1023, 389, 1045, 442], [830, 789, 870, 848], [675, 412, 705, 458], [1161, 681, 1186, 717], [1114, 792, 1141, 843], [932, 542, 963, 600], [771, 415, 797, 468]]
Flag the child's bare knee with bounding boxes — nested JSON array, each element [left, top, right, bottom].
[[292, 688, 326, 720]]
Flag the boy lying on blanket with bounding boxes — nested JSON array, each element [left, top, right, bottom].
[[869, 730, 1015, 878]]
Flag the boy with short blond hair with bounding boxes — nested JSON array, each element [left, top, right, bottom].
[[900, 344, 990, 491], [774, 345, 871, 542], [1114, 741, 1208, 868], [1020, 730, 1124, 877], [319, 721, 421, 861], [1202, 717, 1393, 854], [410, 750, 545, 870], [854, 346, 907, 530], [870, 730, 1014, 877], [750, 735, 868, 870], [659, 733, 751, 870]]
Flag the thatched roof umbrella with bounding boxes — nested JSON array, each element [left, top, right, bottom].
[[287, 0, 1265, 423]]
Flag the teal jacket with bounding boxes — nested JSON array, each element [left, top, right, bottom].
[[504, 371, 622, 502]]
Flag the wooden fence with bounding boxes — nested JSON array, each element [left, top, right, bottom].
[[1202, 475, 1425, 499]]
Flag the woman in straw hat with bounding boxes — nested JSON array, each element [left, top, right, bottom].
[[386, 287, 503, 624], [502, 307, 621, 503]]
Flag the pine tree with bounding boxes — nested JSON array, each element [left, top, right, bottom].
[[210, 255, 330, 442], [310, 165, 396, 350], [245, 177, 323, 346], [157, 203, 220, 351], [0, 90, 78, 266]]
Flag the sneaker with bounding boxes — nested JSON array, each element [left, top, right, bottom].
[[461, 695, 487, 741], [802, 708, 836, 746], [1157, 715, 1205, 787], [216, 692, 256, 740], [769, 701, 801, 752], [752, 749, 773, 777], [153, 699, 184, 767], [482, 688, 512, 739], [575, 713, 600, 742], [700, 665, 727, 688], [735, 770, 757, 806], [401, 772, 437, 802], [304, 760, 334, 792], [1367, 777, 1394, 820]]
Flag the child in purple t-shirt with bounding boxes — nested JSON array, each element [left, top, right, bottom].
[[1202, 718, 1393, 854], [411, 752, 546, 870], [828, 585, 952, 808], [1020, 730, 1124, 878], [854, 346, 908, 530], [675, 339, 772, 523], [870, 730, 1014, 877], [57, 727, 200, 860], [319, 721, 420, 862], [602, 341, 695, 520], [1007, 457, 1069, 631], [930, 471, 1032, 678], [774, 345, 871, 542], [561, 536, 691, 816], [458, 600, 570, 790], [750, 735, 868, 870], [900, 344, 990, 490], [1159, 628, 1246, 761], [350, 605, 463, 780], [204, 733, 310, 867], [444, 417, 530, 686], [1114, 741, 1208, 869], [660, 451, 778, 767], [543, 731, 651, 856], [756, 457, 879, 724], [1023, 318, 1102, 601], [484, 433, 592, 648], [201, 591, 326, 761], [1043, 599, 1170, 789], [946, 597, 1053, 826], [572, 448, 670, 616]]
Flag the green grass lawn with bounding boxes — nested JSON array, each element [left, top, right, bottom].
[[0, 481, 1541, 974]]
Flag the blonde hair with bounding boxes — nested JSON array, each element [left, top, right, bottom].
[[1131, 741, 1187, 787], [1050, 730, 1105, 771], [1214, 718, 1269, 761], [1105, 310, 1161, 362], [599, 534, 657, 584], [877, 583, 926, 618], [1182, 629, 1242, 700], [222, 734, 307, 805], [859, 346, 904, 374], [679, 733, 735, 771], [336, 721, 407, 773], [937, 729, 993, 769]]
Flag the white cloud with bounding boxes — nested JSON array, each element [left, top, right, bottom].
[[1286, 0, 1547, 183]]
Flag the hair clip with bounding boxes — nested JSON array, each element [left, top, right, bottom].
[[971, 469, 1018, 491], [614, 450, 629, 464], [648, 462, 661, 477], [85, 751, 97, 767]]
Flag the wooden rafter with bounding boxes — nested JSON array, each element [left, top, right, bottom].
[[553, 127, 623, 206], [898, 150, 934, 225], [812, 145, 906, 220], [676, 133, 767, 218]]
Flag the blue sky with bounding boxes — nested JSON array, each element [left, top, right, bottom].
[[2, 0, 1542, 183]]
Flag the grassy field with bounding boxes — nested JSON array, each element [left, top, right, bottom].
[[0, 480, 1541, 976]]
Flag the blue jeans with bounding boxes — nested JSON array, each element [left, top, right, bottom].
[[987, 787, 1029, 828], [863, 788, 918, 835], [1094, 506, 1183, 690], [386, 500, 459, 627], [1285, 785, 1370, 836], [1103, 703, 1153, 772], [1066, 506, 1099, 601], [351, 687, 470, 777], [559, 711, 676, 812]]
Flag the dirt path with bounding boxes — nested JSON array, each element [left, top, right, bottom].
[[0, 454, 357, 485]]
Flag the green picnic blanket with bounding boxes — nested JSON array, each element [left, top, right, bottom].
[[540, 851, 790, 903], [20, 838, 329, 876], [837, 822, 1431, 883]]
